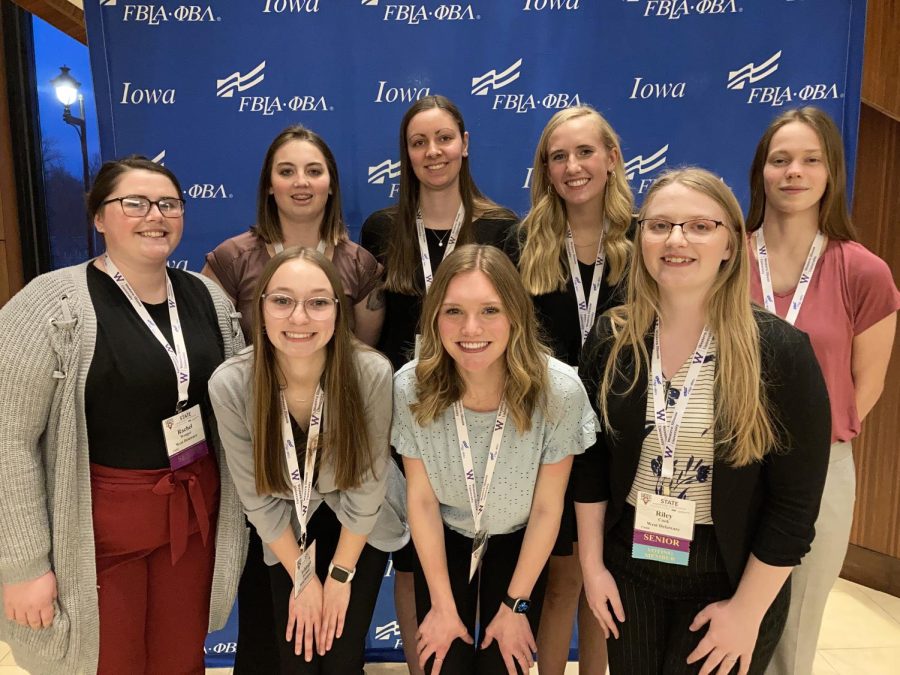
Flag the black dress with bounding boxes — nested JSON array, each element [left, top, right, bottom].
[[504, 228, 627, 556]]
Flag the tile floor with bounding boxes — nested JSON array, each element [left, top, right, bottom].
[[2, 578, 898, 674]]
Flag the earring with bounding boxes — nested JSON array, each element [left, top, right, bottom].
[[609, 170, 616, 179]]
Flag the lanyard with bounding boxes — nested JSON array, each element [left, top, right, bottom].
[[564, 223, 607, 345], [755, 229, 826, 326], [650, 319, 714, 493], [280, 385, 325, 550], [103, 255, 190, 411], [273, 240, 327, 255], [417, 203, 465, 292], [452, 397, 508, 535]]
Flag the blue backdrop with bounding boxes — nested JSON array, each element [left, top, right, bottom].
[[82, 0, 867, 666]]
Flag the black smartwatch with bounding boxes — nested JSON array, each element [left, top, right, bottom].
[[502, 593, 530, 614], [328, 562, 355, 583]]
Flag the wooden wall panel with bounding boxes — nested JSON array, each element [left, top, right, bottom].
[[0, 5, 25, 307], [861, 0, 900, 121], [846, 103, 900, 583], [9, 0, 84, 44]]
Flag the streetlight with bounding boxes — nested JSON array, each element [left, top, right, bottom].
[[50, 65, 94, 257]]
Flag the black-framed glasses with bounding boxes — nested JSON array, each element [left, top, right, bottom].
[[101, 195, 185, 218], [261, 294, 339, 320], [639, 218, 726, 242]]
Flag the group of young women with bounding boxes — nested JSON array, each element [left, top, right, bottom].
[[0, 95, 896, 675]]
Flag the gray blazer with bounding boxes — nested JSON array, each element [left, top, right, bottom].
[[209, 346, 409, 565]]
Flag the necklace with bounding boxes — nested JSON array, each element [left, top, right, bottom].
[[428, 228, 451, 248]]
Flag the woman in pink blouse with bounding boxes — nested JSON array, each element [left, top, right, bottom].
[[746, 106, 900, 675]]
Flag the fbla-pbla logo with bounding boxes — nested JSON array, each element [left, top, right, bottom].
[[363, 0, 480, 24], [472, 59, 522, 96], [472, 59, 580, 113], [119, 4, 220, 24], [727, 51, 841, 106], [374, 620, 402, 641], [217, 62, 266, 98], [216, 61, 332, 114], [625, 0, 740, 19], [625, 145, 668, 194], [368, 159, 401, 198]]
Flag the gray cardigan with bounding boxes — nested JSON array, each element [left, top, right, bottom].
[[0, 261, 248, 675], [209, 346, 409, 565]]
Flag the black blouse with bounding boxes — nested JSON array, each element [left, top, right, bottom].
[[85, 264, 225, 469], [360, 209, 517, 371], [505, 230, 626, 368]]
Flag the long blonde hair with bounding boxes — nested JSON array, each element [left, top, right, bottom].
[[411, 245, 550, 433], [517, 106, 633, 294], [251, 247, 375, 494], [598, 168, 775, 467]]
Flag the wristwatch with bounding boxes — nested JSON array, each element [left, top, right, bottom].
[[502, 593, 531, 614], [328, 562, 355, 583]]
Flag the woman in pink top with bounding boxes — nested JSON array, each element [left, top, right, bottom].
[[746, 107, 900, 675]]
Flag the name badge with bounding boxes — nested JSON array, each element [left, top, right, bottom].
[[161, 404, 209, 470], [469, 530, 488, 582], [632, 490, 695, 566], [294, 540, 317, 597]]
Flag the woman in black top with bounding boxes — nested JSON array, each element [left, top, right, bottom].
[[507, 106, 633, 675], [360, 94, 517, 674], [575, 168, 830, 675]]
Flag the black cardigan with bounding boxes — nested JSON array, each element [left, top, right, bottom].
[[574, 309, 831, 589]]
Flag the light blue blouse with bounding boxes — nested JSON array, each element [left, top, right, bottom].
[[392, 357, 598, 538]]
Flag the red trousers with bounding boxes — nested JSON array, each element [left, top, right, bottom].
[[91, 453, 220, 675]]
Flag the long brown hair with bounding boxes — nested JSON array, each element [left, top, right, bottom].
[[597, 168, 775, 467], [747, 106, 857, 241], [254, 125, 348, 247], [251, 247, 374, 494], [384, 95, 516, 295], [518, 106, 633, 294], [411, 245, 550, 433]]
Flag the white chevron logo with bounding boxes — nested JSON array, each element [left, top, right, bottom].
[[99, 0, 117, 6], [374, 620, 401, 640], [624, 145, 668, 180], [150, 150, 166, 165], [727, 51, 781, 90], [216, 61, 266, 98], [471, 58, 523, 96], [367, 159, 401, 185], [362, 0, 379, 5]]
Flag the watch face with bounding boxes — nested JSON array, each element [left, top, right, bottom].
[[330, 567, 350, 583], [514, 600, 530, 614]]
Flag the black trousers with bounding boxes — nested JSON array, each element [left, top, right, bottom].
[[268, 504, 389, 674], [413, 524, 549, 675], [233, 519, 279, 674], [604, 505, 790, 675]]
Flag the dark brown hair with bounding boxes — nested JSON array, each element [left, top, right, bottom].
[[384, 95, 516, 294], [254, 125, 348, 247], [747, 106, 857, 241], [251, 247, 374, 494], [87, 155, 183, 217]]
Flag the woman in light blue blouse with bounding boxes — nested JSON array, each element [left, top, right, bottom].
[[392, 244, 597, 675]]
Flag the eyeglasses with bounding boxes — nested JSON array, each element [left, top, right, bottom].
[[101, 195, 185, 218], [639, 218, 726, 242], [261, 294, 339, 320]]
